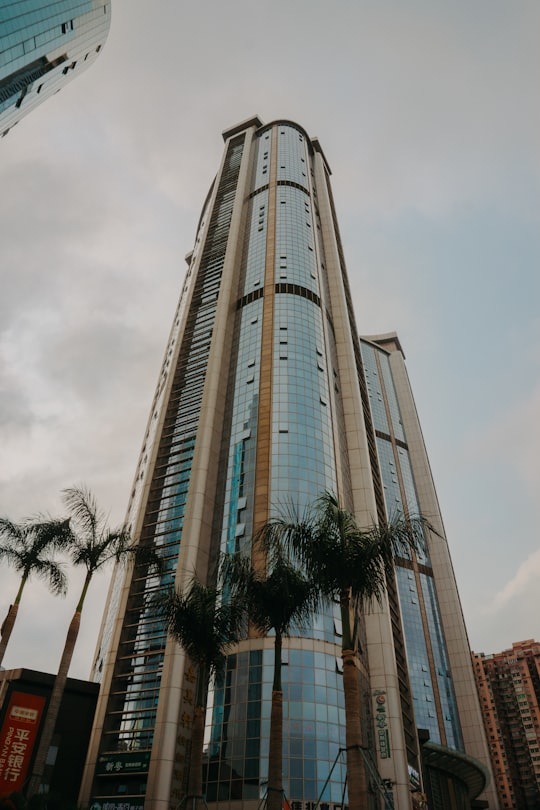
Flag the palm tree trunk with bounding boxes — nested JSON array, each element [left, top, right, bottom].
[[27, 609, 81, 796], [26, 571, 91, 797], [342, 648, 368, 810], [341, 595, 367, 810], [267, 631, 283, 810], [0, 603, 19, 666], [186, 705, 205, 810], [186, 664, 207, 810], [0, 575, 27, 666]]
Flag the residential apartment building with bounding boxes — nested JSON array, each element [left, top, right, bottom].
[[473, 640, 540, 809]]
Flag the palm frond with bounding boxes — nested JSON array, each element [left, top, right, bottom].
[[63, 486, 148, 576], [62, 486, 103, 545], [0, 516, 70, 589], [26, 518, 73, 553], [0, 545, 24, 571], [0, 518, 24, 545], [265, 491, 430, 612], [255, 500, 319, 576], [33, 558, 68, 597], [154, 579, 242, 681], [221, 547, 319, 638]]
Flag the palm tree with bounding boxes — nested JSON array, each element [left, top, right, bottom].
[[0, 517, 70, 666], [221, 542, 319, 810], [157, 579, 244, 810], [27, 486, 157, 797], [263, 491, 426, 810]]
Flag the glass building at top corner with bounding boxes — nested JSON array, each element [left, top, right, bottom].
[[0, 0, 110, 137], [79, 117, 497, 810]]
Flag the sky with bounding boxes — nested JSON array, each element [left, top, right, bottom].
[[1, 0, 539, 681]]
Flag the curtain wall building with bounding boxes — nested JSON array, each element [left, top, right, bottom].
[[0, 0, 110, 138], [80, 117, 496, 810]]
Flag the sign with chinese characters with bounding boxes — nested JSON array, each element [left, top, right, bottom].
[[0, 691, 46, 795], [96, 751, 151, 775], [169, 663, 198, 803], [373, 690, 391, 759]]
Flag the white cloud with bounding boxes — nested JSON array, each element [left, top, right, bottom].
[[489, 549, 540, 613]]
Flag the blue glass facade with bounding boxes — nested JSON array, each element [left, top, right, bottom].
[[0, 0, 110, 136], [361, 339, 463, 752], [207, 123, 349, 804], [207, 648, 348, 804]]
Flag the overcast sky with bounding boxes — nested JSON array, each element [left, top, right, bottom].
[[1, 0, 539, 681]]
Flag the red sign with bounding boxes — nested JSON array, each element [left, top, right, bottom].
[[0, 691, 46, 795]]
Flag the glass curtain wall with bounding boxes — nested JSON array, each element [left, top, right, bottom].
[[361, 339, 464, 752], [0, 0, 110, 135], [205, 123, 353, 806]]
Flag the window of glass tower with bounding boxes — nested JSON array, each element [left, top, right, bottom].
[[219, 299, 263, 558], [271, 295, 335, 511], [361, 343, 390, 434], [205, 647, 347, 803], [277, 124, 310, 189], [275, 186, 318, 294], [242, 190, 269, 294], [270, 284, 341, 768], [421, 573, 464, 750], [395, 567, 440, 743], [255, 128, 272, 188], [378, 352, 405, 442]]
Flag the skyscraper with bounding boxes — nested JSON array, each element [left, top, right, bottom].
[[0, 0, 110, 138], [473, 640, 540, 809], [80, 117, 496, 810]]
